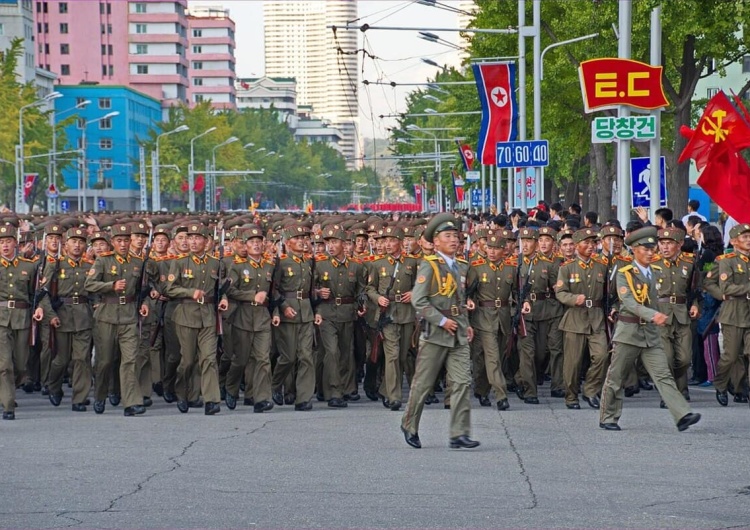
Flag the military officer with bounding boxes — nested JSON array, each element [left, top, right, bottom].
[[314, 226, 367, 407], [271, 225, 317, 411], [224, 226, 275, 413], [400, 213, 479, 449], [554, 228, 609, 409], [558, 229, 576, 262], [218, 228, 244, 398], [147, 224, 171, 397], [164, 224, 226, 415], [365, 226, 419, 411], [535, 226, 565, 397], [44, 227, 94, 411], [599, 227, 700, 432], [466, 233, 515, 410], [130, 221, 158, 406], [84, 223, 151, 416], [653, 228, 699, 405], [0, 224, 44, 420]]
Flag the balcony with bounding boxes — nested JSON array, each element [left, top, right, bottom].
[[129, 33, 188, 45]]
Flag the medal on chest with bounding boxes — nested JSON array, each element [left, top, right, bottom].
[[287, 266, 294, 277], [380, 266, 387, 277], [738, 263, 744, 274], [481, 272, 488, 283], [183, 268, 193, 279], [243, 269, 250, 283], [323, 271, 329, 281], [110, 265, 117, 276], [59, 268, 66, 280]]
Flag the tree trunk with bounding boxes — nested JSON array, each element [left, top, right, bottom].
[[587, 154, 599, 216], [564, 180, 579, 208], [592, 142, 614, 221], [670, 101, 692, 220]]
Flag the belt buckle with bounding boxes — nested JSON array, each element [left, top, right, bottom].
[[669, 295, 677, 304], [71, 296, 79, 305], [529, 293, 537, 302], [296, 290, 303, 300], [494, 299, 502, 308], [639, 318, 648, 325], [250, 301, 259, 306], [7, 300, 15, 309], [197, 295, 205, 305], [118, 296, 127, 305], [585, 299, 593, 308], [335, 297, 342, 306], [395, 294, 402, 303], [450, 305, 459, 317]]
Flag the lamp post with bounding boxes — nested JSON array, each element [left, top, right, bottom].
[[16, 91, 62, 213], [79, 111, 119, 211], [48, 99, 90, 214], [209, 136, 238, 211], [153, 124, 189, 212], [407, 124, 442, 212], [189, 126, 217, 212]]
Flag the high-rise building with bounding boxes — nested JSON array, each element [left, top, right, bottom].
[[263, 0, 360, 169], [34, 0, 190, 108], [186, 5, 236, 110]]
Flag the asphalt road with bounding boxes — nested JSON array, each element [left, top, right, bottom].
[[1, 384, 749, 529]]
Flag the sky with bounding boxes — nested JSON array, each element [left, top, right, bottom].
[[189, 1, 467, 138]]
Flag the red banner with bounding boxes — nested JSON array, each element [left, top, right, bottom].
[[194, 174, 205, 193], [472, 62, 517, 165], [457, 142, 475, 170], [451, 169, 465, 203], [413, 183, 423, 206], [23, 173, 37, 201], [579, 58, 668, 112]]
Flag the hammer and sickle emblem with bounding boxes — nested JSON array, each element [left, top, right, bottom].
[[701, 110, 729, 143]]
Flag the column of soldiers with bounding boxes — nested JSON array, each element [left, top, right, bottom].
[[1, 209, 734, 437]]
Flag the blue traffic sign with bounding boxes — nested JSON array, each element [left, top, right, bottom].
[[496, 140, 549, 169], [630, 156, 667, 208], [470, 188, 494, 208], [60, 200, 69, 212], [98, 198, 106, 210]]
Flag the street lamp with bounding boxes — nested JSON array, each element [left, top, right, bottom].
[[79, 111, 119, 211], [189, 126, 217, 212], [209, 136, 238, 211], [47, 99, 90, 214], [153, 124, 189, 211], [243, 143, 255, 149]]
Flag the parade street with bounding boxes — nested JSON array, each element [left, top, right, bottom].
[[1, 385, 748, 530]]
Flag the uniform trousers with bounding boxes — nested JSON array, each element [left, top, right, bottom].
[[0, 326, 29, 412], [272, 321, 315, 405], [174, 324, 220, 404], [48, 328, 92, 404], [93, 321, 141, 408], [226, 328, 272, 402], [562, 329, 609, 405]]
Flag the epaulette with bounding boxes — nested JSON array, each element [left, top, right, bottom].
[[716, 252, 735, 261], [471, 257, 486, 266], [562, 258, 576, 266], [233, 256, 248, 264], [425, 254, 440, 262], [456, 257, 468, 264], [82, 257, 95, 265], [280, 253, 288, 259], [315, 254, 328, 262], [46, 255, 57, 263], [350, 256, 362, 264], [651, 253, 662, 261], [591, 255, 607, 265], [679, 252, 695, 262], [536, 254, 552, 263], [100, 251, 114, 257], [362, 255, 377, 262], [504, 257, 518, 266], [651, 264, 662, 270], [261, 257, 274, 266], [617, 255, 633, 262], [19, 256, 35, 263], [619, 264, 633, 273]]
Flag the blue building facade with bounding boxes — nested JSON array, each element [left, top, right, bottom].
[[56, 85, 161, 211]]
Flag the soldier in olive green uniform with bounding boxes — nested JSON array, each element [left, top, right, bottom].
[[218, 228, 244, 398], [653, 228, 700, 402], [314, 227, 367, 407], [165, 224, 226, 415], [705, 223, 750, 407], [401, 213, 479, 449], [44, 228, 94, 411], [224, 226, 275, 413], [365, 226, 419, 411], [536, 226, 565, 396], [147, 224, 172, 397], [554, 228, 609, 409], [468, 227, 492, 405], [0, 224, 43, 420], [129, 221, 156, 405], [599, 227, 700, 432], [84, 223, 151, 416], [516, 228, 559, 403], [466, 233, 515, 410], [271, 225, 317, 410]]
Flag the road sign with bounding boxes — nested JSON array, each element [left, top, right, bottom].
[[60, 200, 70, 212], [631, 156, 667, 208], [428, 198, 437, 212], [591, 116, 657, 143], [45, 184, 59, 199], [465, 170, 480, 182], [512, 168, 537, 209], [98, 198, 106, 210], [496, 140, 549, 169], [470, 188, 494, 208]]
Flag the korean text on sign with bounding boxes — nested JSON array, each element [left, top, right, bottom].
[[591, 116, 656, 143]]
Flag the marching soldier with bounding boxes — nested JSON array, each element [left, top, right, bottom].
[[554, 228, 609, 410], [466, 233, 515, 410], [224, 226, 275, 413], [164, 224, 226, 415], [536, 226, 565, 398], [148, 224, 171, 397], [314, 226, 367, 407], [653, 228, 699, 406], [401, 213, 479, 449], [130, 221, 157, 406], [84, 223, 151, 416], [599, 227, 700, 432], [218, 228, 244, 398], [0, 224, 44, 420], [45, 228, 94, 411]]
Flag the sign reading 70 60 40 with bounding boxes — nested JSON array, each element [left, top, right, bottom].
[[496, 140, 549, 169]]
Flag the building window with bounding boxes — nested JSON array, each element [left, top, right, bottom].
[[76, 118, 85, 129], [193, 29, 202, 38], [136, 44, 148, 54], [707, 87, 720, 99], [101, 44, 113, 55], [42, 22, 48, 33], [135, 2, 146, 13], [60, 43, 69, 55], [743, 55, 750, 74], [136, 64, 148, 74], [60, 64, 70, 75], [193, 78, 203, 86], [108, 65, 114, 76], [0, 24, 4, 37], [195, 95, 205, 103], [192, 61, 202, 70], [99, 98, 111, 109], [100, 2, 111, 15], [99, 118, 112, 130], [136, 24, 147, 34], [100, 158, 113, 170], [100, 138, 113, 150], [76, 97, 86, 106], [192, 45, 202, 54], [59, 23, 68, 34], [58, 2, 67, 13]]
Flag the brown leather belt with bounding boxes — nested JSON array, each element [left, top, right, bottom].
[[657, 295, 687, 304], [0, 300, 29, 309], [478, 299, 509, 308], [725, 294, 750, 301], [101, 295, 136, 305], [388, 294, 409, 303], [283, 291, 309, 300], [240, 300, 269, 307], [617, 315, 649, 325], [580, 299, 603, 308], [181, 296, 216, 305], [60, 296, 90, 305], [439, 305, 465, 318], [529, 291, 554, 302], [320, 296, 355, 305]]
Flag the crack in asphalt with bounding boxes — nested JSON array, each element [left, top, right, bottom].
[[218, 420, 270, 440], [54, 511, 84, 527], [642, 493, 744, 509], [497, 410, 538, 510]]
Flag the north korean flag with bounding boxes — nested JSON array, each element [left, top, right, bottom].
[[457, 141, 476, 170], [473, 62, 518, 165]]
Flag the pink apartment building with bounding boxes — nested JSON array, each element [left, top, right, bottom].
[[186, 5, 236, 110], [35, 0, 189, 108]]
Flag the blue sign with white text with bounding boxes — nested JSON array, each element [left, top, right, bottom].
[[471, 188, 494, 208], [496, 140, 549, 169], [60, 200, 70, 212], [630, 157, 667, 208]]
